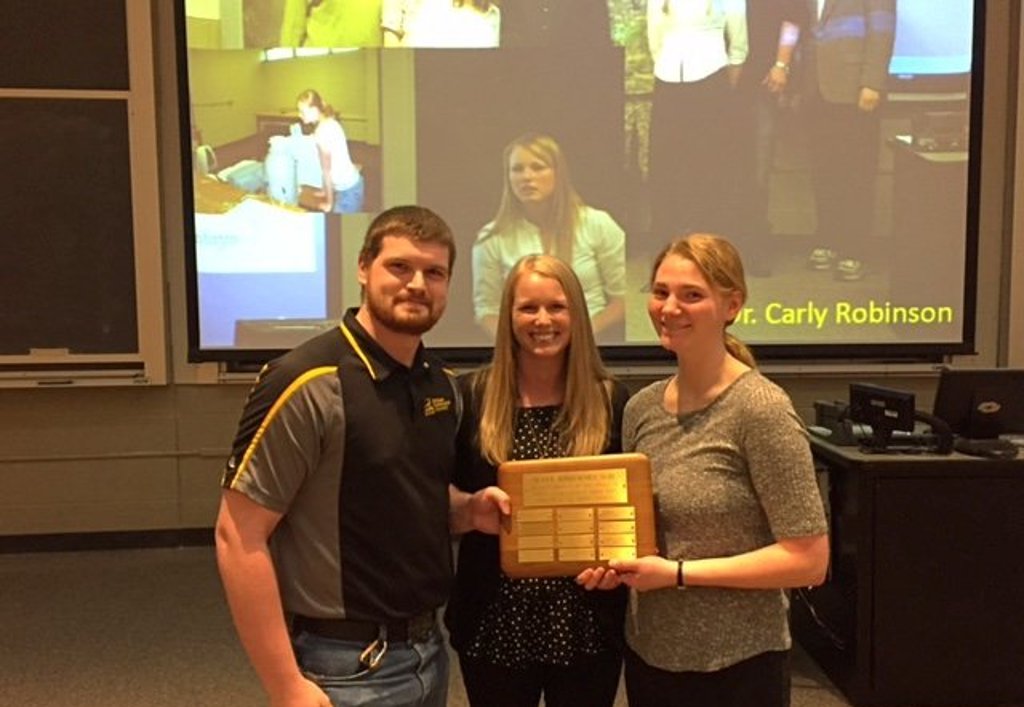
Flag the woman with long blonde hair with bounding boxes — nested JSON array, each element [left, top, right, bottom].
[[447, 254, 630, 706], [472, 133, 626, 339]]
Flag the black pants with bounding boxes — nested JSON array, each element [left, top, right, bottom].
[[804, 92, 881, 263], [458, 649, 622, 707], [623, 645, 791, 707], [649, 70, 738, 242], [730, 82, 783, 269]]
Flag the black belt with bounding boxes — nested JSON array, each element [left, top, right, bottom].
[[291, 610, 436, 644]]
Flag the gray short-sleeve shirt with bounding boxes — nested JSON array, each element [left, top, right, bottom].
[[622, 371, 828, 672]]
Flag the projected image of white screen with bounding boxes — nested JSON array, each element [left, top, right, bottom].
[[180, 0, 978, 358]]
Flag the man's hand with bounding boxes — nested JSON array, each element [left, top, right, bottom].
[[269, 675, 331, 707], [858, 87, 882, 112], [450, 485, 510, 534], [762, 65, 789, 94], [468, 486, 511, 535]]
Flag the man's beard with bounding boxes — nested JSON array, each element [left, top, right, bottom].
[[365, 291, 443, 336]]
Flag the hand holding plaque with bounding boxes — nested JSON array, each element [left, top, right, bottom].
[[497, 452, 657, 578]]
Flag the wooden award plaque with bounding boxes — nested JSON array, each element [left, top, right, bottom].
[[497, 452, 657, 578]]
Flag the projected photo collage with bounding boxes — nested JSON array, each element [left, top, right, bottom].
[[181, 0, 976, 355]]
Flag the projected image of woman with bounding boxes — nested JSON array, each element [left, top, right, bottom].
[[473, 134, 626, 339], [296, 89, 365, 214], [579, 234, 829, 707], [646, 0, 748, 240], [448, 254, 630, 707], [382, 0, 500, 47]]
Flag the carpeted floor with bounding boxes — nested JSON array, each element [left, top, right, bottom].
[[0, 546, 852, 706]]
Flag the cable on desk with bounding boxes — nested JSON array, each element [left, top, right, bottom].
[[794, 588, 847, 651]]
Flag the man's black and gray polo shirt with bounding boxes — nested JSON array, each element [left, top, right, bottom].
[[222, 308, 460, 623]]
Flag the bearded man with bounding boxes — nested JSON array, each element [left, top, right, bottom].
[[216, 205, 508, 707]]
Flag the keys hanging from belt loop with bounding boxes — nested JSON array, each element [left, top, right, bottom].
[[359, 625, 388, 672]]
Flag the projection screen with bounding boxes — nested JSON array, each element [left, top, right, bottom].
[[177, 0, 982, 364]]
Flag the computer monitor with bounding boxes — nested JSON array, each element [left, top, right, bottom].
[[932, 368, 1024, 439], [848, 383, 916, 451]]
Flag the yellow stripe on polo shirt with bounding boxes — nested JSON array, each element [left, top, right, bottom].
[[339, 322, 377, 381], [231, 365, 338, 489]]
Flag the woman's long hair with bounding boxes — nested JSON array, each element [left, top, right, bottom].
[[490, 133, 584, 262], [474, 254, 614, 464], [650, 233, 757, 367]]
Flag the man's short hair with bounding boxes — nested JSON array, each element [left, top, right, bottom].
[[359, 206, 456, 274]]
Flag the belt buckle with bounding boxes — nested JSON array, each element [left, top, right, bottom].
[[407, 611, 434, 643]]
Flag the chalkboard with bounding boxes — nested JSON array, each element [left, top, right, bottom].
[[0, 0, 128, 90], [0, 98, 138, 355]]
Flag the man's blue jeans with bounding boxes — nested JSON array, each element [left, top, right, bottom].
[[292, 626, 449, 707]]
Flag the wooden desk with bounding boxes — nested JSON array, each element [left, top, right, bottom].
[[193, 175, 250, 214], [792, 438, 1024, 706], [193, 175, 309, 215]]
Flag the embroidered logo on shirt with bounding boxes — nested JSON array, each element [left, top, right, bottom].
[[424, 397, 452, 417]]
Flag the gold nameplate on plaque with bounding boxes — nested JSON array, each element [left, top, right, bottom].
[[522, 468, 629, 507], [498, 453, 657, 578]]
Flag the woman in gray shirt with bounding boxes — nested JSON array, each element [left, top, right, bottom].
[[580, 233, 829, 707]]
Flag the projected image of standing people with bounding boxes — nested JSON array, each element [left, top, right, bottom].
[[181, 0, 979, 354], [646, 0, 748, 240], [731, 0, 805, 276], [802, 0, 896, 281], [472, 133, 627, 340]]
